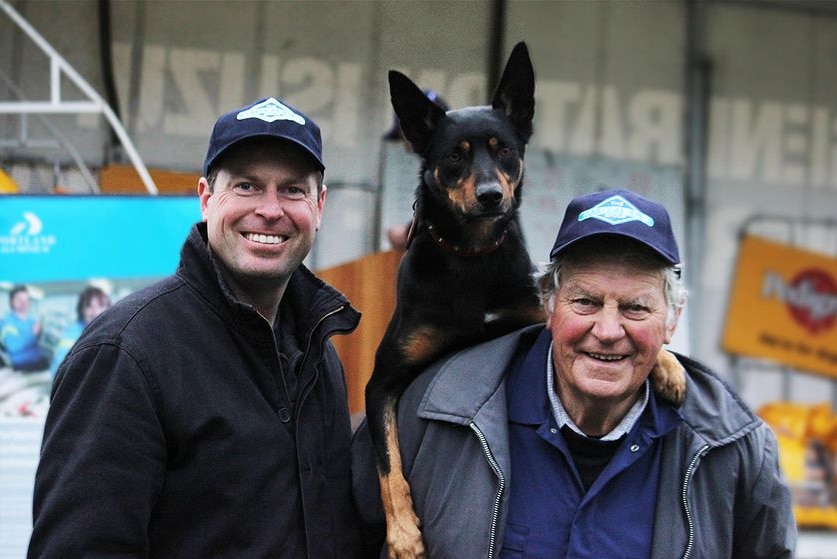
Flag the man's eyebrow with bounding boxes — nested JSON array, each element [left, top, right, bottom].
[[563, 284, 595, 297], [223, 169, 257, 181]]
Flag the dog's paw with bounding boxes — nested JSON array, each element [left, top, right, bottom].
[[650, 349, 686, 405], [386, 509, 426, 559]]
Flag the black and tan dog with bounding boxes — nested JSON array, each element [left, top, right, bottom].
[[365, 42, 685, 559]]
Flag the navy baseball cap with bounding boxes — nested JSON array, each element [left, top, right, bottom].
[[549, 189, 680, 265], [203, 97, 324, 176]]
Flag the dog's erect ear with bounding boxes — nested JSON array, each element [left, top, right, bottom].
[[388, 70, 447, 155], [491, 41, 535, 143]]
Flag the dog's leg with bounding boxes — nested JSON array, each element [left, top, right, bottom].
[[378, 401, 426, 559], [650, 349, 686, 404], [366, 323, 446, 559]]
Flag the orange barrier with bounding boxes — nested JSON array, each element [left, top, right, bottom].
[[317, 250, 402, 414], [99, 164, 200, 195]]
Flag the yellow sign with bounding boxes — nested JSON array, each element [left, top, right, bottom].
[[722, 235, 837, 379]]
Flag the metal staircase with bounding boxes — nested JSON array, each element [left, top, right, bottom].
[[0, 0, 158, 194]]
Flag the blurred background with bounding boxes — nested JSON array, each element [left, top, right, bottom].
[[1, 0, 836, 556]]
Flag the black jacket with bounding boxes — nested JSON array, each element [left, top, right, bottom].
[[29, 223, 364, 558]]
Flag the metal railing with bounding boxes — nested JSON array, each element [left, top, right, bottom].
[[0, 0, 158, 194]]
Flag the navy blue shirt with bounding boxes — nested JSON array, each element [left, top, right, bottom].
[[501, 331, 682, 558]]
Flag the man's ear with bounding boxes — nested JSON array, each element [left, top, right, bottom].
[[198, 177, 211, 221], [664, 306, 683, 344], [315, 183, 327, 230]]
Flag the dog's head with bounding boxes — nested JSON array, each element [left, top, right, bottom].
[[388, 42, 535, 225]]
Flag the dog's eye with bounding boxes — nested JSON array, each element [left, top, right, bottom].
[[446, 152, 463, 164], [498, 147, 513, 159]]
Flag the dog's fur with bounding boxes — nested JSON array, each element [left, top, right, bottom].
[[365, 42, 685, 559]]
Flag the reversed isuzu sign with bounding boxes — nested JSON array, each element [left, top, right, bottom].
[[723, 235, 837, 379]]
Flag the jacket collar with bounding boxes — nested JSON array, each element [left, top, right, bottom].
[[176, 223, 360, 342], [416, 325, 543, 425], [504, 329, 551, 425], [674, 353, 762, 447]]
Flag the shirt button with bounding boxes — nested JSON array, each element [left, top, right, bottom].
[[278, 407, 292, 423], [550, 428, 558, 434], [630, 444, 640, 452]]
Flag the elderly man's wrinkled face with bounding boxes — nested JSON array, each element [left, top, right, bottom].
[[547, 259, 678, 409]]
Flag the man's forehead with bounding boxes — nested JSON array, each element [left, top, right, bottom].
[[560, 270, 665, 295]]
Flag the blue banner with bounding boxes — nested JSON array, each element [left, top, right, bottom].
[[0, 196, 200, 283]]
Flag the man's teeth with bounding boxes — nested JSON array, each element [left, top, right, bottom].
[[588, 352, 623, 361], [246, 233, 284, 244]]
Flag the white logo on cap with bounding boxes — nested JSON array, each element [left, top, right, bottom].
[[236, 98, 305, 125], [578, 195, 655, 227]]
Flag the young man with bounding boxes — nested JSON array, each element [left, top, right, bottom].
[[354, 189, 795, 558], [30, 97, 365, 558]]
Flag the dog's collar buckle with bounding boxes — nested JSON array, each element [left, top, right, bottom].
[[426, 224, 507, 257]]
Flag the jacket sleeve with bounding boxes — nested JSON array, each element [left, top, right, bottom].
[[28, 343, 166, 558], [735, 422, 797, 558]]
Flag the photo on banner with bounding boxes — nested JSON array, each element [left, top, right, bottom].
[[0, 195, 199, 558]]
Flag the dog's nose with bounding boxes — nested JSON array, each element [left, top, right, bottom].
[[476, 184, 503, 207]]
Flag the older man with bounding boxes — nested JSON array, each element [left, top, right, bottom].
[[355, 188, 795, 558]]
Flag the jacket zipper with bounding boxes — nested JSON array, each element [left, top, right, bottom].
[[470, 422, 505, 559], [681, 445, 710, 559], [295, 304, 347, 410], [261, 314, 294, 408], [301, 304, 346, 369], [264, 303, 346, 412]]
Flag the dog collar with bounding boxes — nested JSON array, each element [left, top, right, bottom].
[[425, 223, 507, 257]]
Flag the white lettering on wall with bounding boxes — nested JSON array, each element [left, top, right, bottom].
[[627, 90, 681, 165], [166, 49, 220, 135], [97, 45, 837, 191]]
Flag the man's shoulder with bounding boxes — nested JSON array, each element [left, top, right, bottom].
[[82, 275, 190, 339], [428, 325, 542, 377], [400, 325, 543, 420], [0, 313, 29, 335], [675, 353, 762, 443]]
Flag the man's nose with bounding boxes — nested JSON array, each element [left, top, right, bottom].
[[255, 190, 285, 219], [592, 305, 624, 341]]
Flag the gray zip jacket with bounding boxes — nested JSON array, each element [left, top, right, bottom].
[[354, 325, 796, 558]]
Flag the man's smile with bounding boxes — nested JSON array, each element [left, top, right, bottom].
[[244, 232, 287, 245], [584, 351, 627, 362]]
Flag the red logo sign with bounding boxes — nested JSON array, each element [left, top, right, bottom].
[[785, 268, 837, 335]]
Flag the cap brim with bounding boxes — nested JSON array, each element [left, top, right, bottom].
[[550, 231, 679, 265]]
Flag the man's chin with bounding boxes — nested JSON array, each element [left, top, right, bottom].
[[230, 259, 299, 283]]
